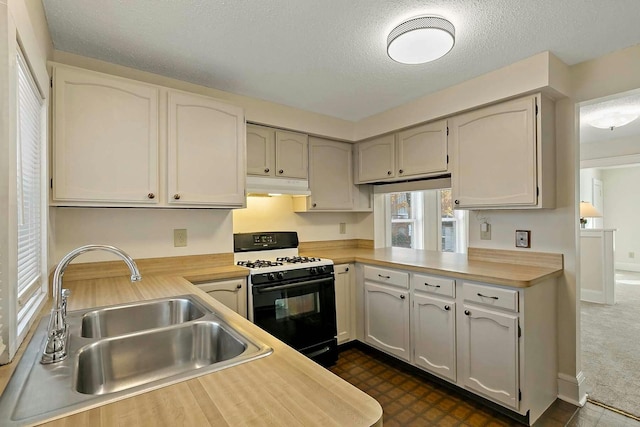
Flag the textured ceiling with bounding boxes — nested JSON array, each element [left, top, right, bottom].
[[42, 0, 640, 121]]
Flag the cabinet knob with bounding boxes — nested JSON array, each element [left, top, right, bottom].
[[264, 168, 270, 173], [464, 310, 470, 316], [387, 170, 392, 175], [454, 199, 460, 205], [444, 305, 450, 311], [173, 194, 181, 200], [278, 169, 284, 174], [312, 203, 317, 208], [345, 267, 349, 272], [400, 294, 405, 300], [147, 193, 155, 199], [399, 169, 404, 174], [236, 284, 242, 289]]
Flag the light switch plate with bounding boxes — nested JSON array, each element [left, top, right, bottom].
[[174, 229, 187, 247], [480, 223, 491, 240], [515, 230, 530, 248]]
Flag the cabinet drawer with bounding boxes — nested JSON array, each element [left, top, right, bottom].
[[462, 282, 518, 312], [364, 265, 408, 289], [412, 273, 455, 298]]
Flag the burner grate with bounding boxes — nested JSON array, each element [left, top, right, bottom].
[[237, 260, 283, 269], [276, 256, 322, 264]]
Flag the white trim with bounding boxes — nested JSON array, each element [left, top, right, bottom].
[[580, 289, 605, 304], [615, 263, 640, 272], [557, 372, 588, 406], [580, 153, 640, 169]]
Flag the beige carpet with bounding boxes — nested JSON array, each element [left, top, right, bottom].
[[581, 271, 640, 418]]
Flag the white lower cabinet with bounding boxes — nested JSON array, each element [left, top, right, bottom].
[[459, 303, 519, 410], [364, 281, 410, 361], [412, 293, 456, 382], [335, 264, 355, 344], [194, 279, 247, 318]]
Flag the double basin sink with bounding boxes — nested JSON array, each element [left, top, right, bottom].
[[0, 294, 272, 425]]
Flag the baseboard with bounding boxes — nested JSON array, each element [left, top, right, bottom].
[[615, 263, 640, 272], [557, 372, 588, 407], [580, 289, 605, 304]]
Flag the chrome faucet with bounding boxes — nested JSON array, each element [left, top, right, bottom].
[[41, 245, 142, 364]]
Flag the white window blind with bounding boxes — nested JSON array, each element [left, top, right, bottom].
[[16, 47, 45, 329]]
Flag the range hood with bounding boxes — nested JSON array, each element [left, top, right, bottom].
[[246, 176, 311, 196]]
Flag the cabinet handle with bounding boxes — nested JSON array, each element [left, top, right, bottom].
[[424, 283, 441, 288], [278, 169, 284, 174], [400, 295, 405, 300], [378, 274, 391, 279], [264, 168, 270, 173], [444, 305, 450, 311], [345, 267, 349, 272], [464, 310, 471, 315], [173, 194, 180, 200], [312, 203, 317, 207], [477, 293, 499, 300], [399, 169, 404, 174], [454, 199, 460, 205], [147, 193, 155, 199], [236, 284, 242, 289], [387, 170, 392, 175]]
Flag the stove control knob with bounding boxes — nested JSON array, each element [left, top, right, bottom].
[[319, 266, 327, 273], [276, 272, 284, 280], [310, 267, 318, 275], [267, 273, 276, 281]]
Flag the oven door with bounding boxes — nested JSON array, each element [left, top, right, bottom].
[[251, 275, 336, 351]]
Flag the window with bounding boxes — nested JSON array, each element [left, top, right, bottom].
[[386, 189, 467, 253]]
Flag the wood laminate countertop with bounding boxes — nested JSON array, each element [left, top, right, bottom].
[[0, 275, 382, 427], [301, 247, 563, 288]]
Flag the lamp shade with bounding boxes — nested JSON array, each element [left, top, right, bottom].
[[387, 16, 455, 64], [579, 201, 602, 218]]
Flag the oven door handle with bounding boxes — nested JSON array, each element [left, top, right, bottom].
[[255, 277, 331, 293]]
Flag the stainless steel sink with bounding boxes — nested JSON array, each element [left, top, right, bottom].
[[0, 294, 272, 426], [76, 321, 246, 395], [81, 297, 207, 338]]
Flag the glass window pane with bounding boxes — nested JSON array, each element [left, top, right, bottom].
[[390, 192, 413, 219], [392, 223, 413, 248]]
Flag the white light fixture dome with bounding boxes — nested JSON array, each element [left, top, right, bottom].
[[387, 16, 455, 65], [588, 111, 639, 130]]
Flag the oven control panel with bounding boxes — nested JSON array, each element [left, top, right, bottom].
[[251, 265, 334, 286]]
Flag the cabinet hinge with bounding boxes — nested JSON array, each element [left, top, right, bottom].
[[536, 186, 539, 197], [446, 127, 449, 136], [446, 154, 449, 164], [50, 77, 53, 88], [50, 178, 53, 189], [535, 104, 538, 116], [518, 325, 522, 338], [519, 389, 522, 401]]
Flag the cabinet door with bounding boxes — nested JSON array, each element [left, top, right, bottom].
[[397, 120, 448, 178], [198, 279, 247, 318], [450, 96, 537, 208], [357, 134, 396, 183], [308, 138, 354, 210], [275, 131, 308, 179], [413, 294, 456, 382], [364, 282, 410, 361], [334, 264, 355, 344], [460, 304, 519, 410], [167, 90, 245, 206], [247, 124, 274, 176], [53, 66, 159, 203]]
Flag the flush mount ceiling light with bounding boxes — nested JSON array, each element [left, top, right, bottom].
[[588, 110, 639, 130], [387, 16, 455, 64]]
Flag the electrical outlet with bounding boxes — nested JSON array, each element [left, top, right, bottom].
[[515, 230, 531, 248], [339, 223, 346, 234], [174, 229, 187, 247], [630, 251, 635, 259], [480, 223, 491, 240]]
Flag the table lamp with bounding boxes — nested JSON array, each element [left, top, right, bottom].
[[579, 201, 602, 228]]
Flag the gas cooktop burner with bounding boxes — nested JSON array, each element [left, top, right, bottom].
[[276, 256, 322, 264], [237, 260, 284, 269]]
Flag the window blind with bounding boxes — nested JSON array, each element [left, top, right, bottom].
[[16, 47, 44, 328]]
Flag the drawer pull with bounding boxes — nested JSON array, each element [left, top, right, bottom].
[[400, 295, 405, 300], [424, 283, 441, 288], [236, 284, 242, 289], [477, 293, 499, 300], [464, 310, 470, 315], [378, 274, 391, 279], [444, 305, 450, 311]]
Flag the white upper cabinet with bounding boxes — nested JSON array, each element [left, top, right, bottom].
[[52, 66, 159, 204], [397, 121, 448, 178], [450, 94, 555, 209], [356, 120, 448, 184], [246, 125, 308, 179], [167, 90, 245, 206], [51, 64, 246, 208]]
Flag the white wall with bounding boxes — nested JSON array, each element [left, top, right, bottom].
[[579, 168, 603, 228], [601, 166, 640, 271], [232, 196, 369, 242]]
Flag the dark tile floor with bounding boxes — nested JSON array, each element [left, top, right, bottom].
[[329, 346, 640, 427]]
